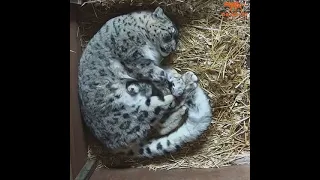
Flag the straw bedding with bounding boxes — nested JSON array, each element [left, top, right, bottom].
[[77, 0, 250, 170]]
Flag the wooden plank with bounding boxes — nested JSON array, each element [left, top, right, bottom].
[[70, 0, 83, 5], [75, 159, 98, 180], [90, 165, 250, 180], [70, 4, 88, 179], [70, 160, 73, 180]]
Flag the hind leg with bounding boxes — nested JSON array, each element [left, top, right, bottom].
[[152, 72, 199, 135], [111, 94, 177, 156], [114, 105, 187, 156], [153, 105, 188, 135]]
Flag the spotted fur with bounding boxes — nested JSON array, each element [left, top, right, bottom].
[[117, 71, 213, 158], [78, 7, 213, 157]]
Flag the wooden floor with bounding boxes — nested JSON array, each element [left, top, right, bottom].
[[90, 165, 250, 180]]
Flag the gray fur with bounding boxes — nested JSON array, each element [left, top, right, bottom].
[[78, 7, 213, 158]]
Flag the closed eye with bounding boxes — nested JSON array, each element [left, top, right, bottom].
[[163, 34, 172, 42]]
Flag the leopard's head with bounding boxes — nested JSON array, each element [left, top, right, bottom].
[[147, 7, 179, 57]]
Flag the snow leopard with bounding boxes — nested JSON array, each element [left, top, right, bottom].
[[78, 7, 213, 158]]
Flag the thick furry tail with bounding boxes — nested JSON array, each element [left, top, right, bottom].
[[130, 86, 213, 158]]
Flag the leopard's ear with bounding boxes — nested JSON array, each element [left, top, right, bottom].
[[152, 7, 165, 19]]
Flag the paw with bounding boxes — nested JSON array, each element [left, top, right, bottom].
[[151, 68, 167, 82], [127, 84, 139, 95], [179, 106, 188, 115], [182, 71, 198, 94], [166, 69, 185, 97], [156, 106, 188, 135], [172, 105, 188, 118], [170, 77, 185, 97], [164, 95, 176, 109]]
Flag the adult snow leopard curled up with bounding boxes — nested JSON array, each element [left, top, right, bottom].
[[78, 7, 213, 158]]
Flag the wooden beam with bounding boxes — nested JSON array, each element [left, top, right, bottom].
[[75, 159, 98, 180], [70, 0, 83, 5], [70, 4, 88, 179], [90, 165, 250, 180]]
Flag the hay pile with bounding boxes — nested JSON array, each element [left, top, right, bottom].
[[78, 0, 250, 170]]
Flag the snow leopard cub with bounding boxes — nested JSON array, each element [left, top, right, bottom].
[[78, 7, 213, 158]]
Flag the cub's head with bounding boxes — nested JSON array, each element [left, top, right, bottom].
[[147, 7, 179, 57]]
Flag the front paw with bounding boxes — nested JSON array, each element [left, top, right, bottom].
[[150, 69, 167, 82], [182, 71, 199, 94], [166, 70, 185, 97], [170, 77, 185, 97]]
